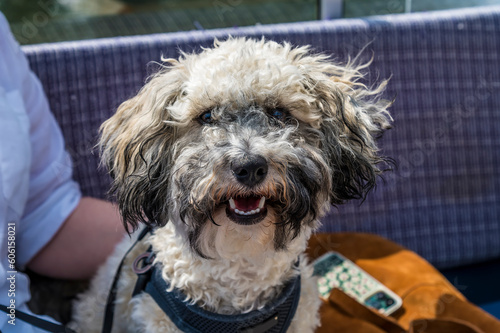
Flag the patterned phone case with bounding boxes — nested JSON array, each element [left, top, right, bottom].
[[313, 251, 403, 315]]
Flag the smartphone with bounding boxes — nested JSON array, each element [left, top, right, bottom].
[[312, 251, 403, 315]]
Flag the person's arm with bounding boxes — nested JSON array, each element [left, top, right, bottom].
[[26, 197, 125, 280], [0, 13, 126, 280]]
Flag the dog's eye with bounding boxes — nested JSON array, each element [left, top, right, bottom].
[[199, 110, 213, 124], [269, 108, 287, 121]]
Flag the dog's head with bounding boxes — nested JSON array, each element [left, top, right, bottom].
[[100, 38, 391, 260]]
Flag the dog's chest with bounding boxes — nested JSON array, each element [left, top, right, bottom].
[[112, 226, 320, 333]]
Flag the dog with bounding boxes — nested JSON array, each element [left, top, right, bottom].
[[70, 38, 391, 333]]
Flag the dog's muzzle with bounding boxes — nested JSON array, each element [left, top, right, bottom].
[[226, 195, 268, 225], [226, 155, 269, 225]]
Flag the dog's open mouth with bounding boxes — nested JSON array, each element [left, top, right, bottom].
[[226, 195, 267, 225]]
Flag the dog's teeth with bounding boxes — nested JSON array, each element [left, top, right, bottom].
[[258, 197, 266, 209], [230, 197, 265, 216], [234, 208, 261, 216]]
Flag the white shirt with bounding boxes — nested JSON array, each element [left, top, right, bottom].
[[0, 12, 81, 332]]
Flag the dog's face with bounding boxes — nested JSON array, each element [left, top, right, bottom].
[[100, 38, 391, 260]]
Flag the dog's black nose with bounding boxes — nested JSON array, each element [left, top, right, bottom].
[[232, 155, 268, 187]]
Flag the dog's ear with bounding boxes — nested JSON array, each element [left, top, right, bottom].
[[99, 63, 184, 232], [308, 59, 392, 205]]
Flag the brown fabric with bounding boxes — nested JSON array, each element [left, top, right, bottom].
[[307, 233, 500, 333]]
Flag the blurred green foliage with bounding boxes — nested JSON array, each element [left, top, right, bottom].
[[0, 0, 69, 23], [1, 0, 498, 45]]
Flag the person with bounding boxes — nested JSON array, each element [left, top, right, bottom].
[[0, 12, 125, 332]]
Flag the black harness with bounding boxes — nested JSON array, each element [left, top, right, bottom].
[[103, 227, 302, 333]]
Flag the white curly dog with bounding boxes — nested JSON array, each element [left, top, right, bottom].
[[70, 38, 391, 333]]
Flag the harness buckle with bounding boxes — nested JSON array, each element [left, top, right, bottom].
[[133, 251, 156, 275]]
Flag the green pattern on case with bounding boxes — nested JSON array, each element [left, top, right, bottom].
[[315, 255, 378, 301]]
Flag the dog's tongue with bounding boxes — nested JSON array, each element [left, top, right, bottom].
[[233, 196, 262, 211]]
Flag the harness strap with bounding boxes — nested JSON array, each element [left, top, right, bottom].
[[0, 304, 76, 333], [131, 245, 155, 297], [102, 226, 152, 333]]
